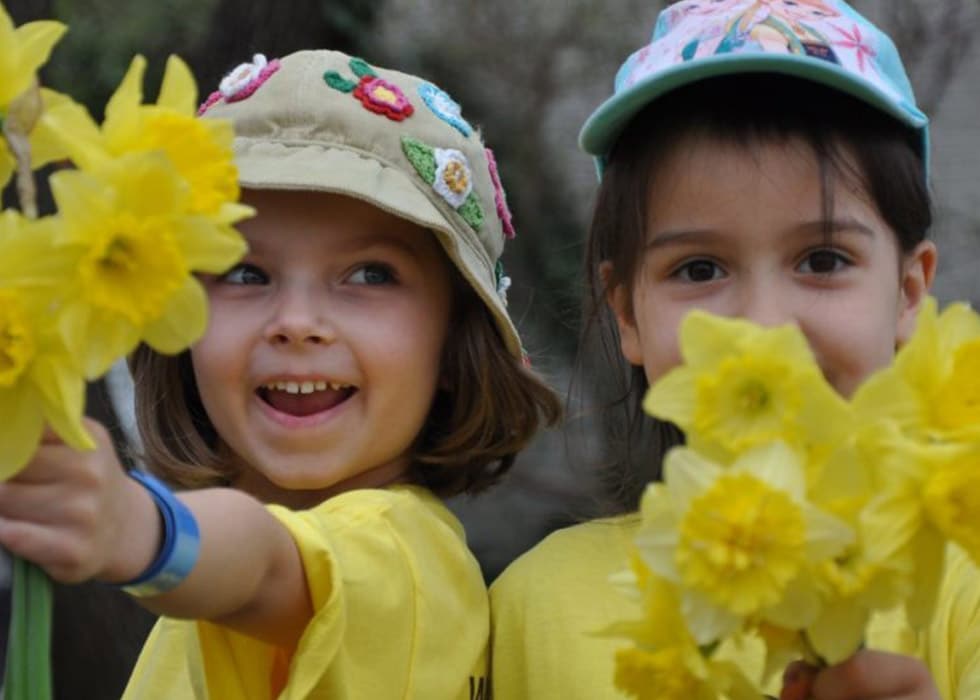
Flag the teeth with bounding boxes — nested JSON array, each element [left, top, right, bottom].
[[263, 380, 350, 393]]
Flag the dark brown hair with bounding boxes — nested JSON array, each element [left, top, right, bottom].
[[581, 74, 932, 512], [130, 270, 561, 498]]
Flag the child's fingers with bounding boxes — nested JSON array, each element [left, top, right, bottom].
[[40, 425, 65, 445], [811, 650, 938, 700], [0, 517, 100, 583], [780, 660, 817, 700]]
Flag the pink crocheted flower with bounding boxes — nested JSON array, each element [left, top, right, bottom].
[[352, 75, 414, 121], [198, 54, 281, 115], [485, 148, 516, 239]]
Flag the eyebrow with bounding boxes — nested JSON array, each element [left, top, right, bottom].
[[244, 230, 427, 260], [644, 217, 876, 251]]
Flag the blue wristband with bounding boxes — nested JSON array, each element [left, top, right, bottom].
[[115, 470, 201, 598]]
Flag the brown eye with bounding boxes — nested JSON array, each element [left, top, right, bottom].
[[798, 249, 849, 275], [676, 259, 724, 282]]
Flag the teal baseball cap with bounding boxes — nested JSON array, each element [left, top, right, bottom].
[[580, 0, 929, 171]]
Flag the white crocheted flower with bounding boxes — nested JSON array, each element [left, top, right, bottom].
[[432, 148, 473, 209], [220, 54, 269, 99]]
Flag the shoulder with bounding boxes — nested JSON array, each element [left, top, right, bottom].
[[270, 485, 465, 544], [491, 513, 641, 602]]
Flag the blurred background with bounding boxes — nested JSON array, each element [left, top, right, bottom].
[[3, 0, 979, 697]]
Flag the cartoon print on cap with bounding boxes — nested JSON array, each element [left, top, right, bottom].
[[324, 57, 415, 122]]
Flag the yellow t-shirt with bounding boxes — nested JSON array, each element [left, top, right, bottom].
[[124, 486, 490, 699], [490, 515, 980, 700]]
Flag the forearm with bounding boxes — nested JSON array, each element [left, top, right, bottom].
[[113, 486, 311, 648]]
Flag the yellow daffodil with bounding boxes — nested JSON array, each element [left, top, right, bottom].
[[0, 6, 67, 186], [645, 311, 852, 470], [603, 557, 762, 700], [0, 210, 91, 477], [858, 424, 979, 627], [0, 7, 65, 111], [853, 297, 980, 444], [636, 442, 854, 644], [55, 54, 252, 227], [50, 151, 246, 378]]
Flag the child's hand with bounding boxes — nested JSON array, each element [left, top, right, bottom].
[[0, 420, 159, 585], [781, 651, 940, 700]]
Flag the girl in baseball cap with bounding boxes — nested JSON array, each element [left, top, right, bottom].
[[492, 2, 975, 698]]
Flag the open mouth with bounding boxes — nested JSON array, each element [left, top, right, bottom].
[[256, 380, 357, 417]]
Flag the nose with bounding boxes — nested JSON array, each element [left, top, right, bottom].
[[264, 285, 334, 346], [735, 279, 796, 329]]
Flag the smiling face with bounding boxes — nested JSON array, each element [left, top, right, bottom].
[[191, 190, 452, 507], [608, 132, 935, 398]]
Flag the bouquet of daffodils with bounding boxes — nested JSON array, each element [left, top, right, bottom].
[[606, 302, 980, 699], [1, 4, 250, 697]]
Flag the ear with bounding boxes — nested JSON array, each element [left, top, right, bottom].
[[601, 261, 644, 367], [896, 240, 937, 345]]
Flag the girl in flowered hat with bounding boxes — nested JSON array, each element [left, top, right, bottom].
[[490, 1, 978, 698], [0, 49, 559, 698]]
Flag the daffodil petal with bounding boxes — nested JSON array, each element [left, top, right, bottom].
[[762, 573, 821, 629], [860, 488, 922, 564], [174, 218, 248, 273], [14, 21, 66, 74], [157, 55, 197, 114], [49, 169, 115, 238], [807, 597, 868, 664], [61, 303, 140, 379], [803, 503, 854, 561], [215, 202, 256, 226], [104, 55, 146, 144], [31, 353, 94, 450], [33, 88, 106, 167], [142, 277, 207, 354], [0, 382, 44, 479], [734, 441, 805, 499], [682, 589, 739, 645], [644, 366, 696, 426], [663, 447, 720, 510], [679, 310, 746, 368], [904, 530, 946, 629]]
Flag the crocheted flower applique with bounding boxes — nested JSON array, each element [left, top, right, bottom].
[[418, 83, 472, 137], [495, 260, 512, 307], [324, 57, 414, 122], [401, 136, 484, 231], [198, 54, 281, 115], [485, 148, 516, 240]]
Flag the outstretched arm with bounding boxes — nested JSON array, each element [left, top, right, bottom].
[[0, 419, 311, 649]]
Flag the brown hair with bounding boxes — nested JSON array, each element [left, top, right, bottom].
[[130, 272, 561, 498], [581, 74, 932, 512]]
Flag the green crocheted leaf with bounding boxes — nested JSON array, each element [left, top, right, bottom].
[[348, 57, 377, 79], [458, 193, 484, 231], [323, 71, 357, 93], [401, 136, 437, 185]]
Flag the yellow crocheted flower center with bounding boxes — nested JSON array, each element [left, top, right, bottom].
[[0, 292, 34, 387], [441, 160, 470, 194], [79, 214, 185, 325], [677, 472, 806, 615]]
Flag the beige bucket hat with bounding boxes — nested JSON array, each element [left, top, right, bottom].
[[200, 49, 522, 358]]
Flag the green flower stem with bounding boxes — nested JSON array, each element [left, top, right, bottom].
[[4, 555, 53, 700]]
